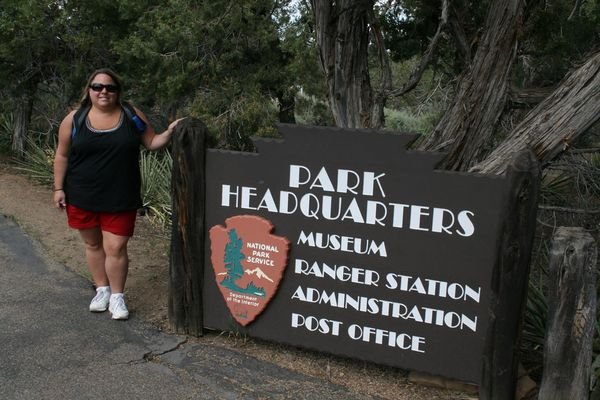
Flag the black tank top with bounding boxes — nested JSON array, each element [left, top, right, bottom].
[[65, 111, 142, 212]]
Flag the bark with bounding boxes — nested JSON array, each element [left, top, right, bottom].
[[418, 0, 525, 171], [508, 86, 553, 108], [169, 118, 208, 336], [449, 4, 472, 70], [368, 7, 392, 129], [310, 0, 376, 128], [537, 227, 597, 400], [277, 91, 296, 124], [479, 150, 540, 400], [472, 51, 600, 174], [12, 93, 35, 159]]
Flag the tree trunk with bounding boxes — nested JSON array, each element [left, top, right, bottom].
[[537, 227, 597, 400], [310, 0, 379, 128], [418, 0, 525, 171], [472, 51, 600, 174], [169, 118, 208, 336], [479, 150, 541, 400], [277, 90, 296, 124], [12, 93, 35, 158]]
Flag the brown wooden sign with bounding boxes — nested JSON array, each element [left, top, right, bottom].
[[202, 124, 514, 384]]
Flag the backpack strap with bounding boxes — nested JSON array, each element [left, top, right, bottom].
[[71, 104, 91, 139], [71, 102, 147, 138], [121, 101, 147, 134]]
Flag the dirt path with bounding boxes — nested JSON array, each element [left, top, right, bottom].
[[0, 162, 475, 400]]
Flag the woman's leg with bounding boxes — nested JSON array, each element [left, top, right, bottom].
[[102, 231, 130, 293], [78, 227, 108, 287]]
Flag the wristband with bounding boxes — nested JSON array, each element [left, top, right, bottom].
[[54, 188, 64, 192]]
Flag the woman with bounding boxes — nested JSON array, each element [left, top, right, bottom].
[[53, 68, 183, 320]]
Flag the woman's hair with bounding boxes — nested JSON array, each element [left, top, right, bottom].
[[78, 68, 124, 107]]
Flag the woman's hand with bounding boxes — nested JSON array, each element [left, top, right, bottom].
[[167, 117, 186, 135], [139, 107, 187, 150], [54, 189, 66, 210]]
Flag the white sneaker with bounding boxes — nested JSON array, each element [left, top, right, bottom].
[[109, 294, 129, 320], [89, 287, 111, 312]]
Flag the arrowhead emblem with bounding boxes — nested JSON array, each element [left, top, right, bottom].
[[209, 215, 291, 326]]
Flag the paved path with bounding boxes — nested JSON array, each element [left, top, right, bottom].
[[0, 214, 380, 400]]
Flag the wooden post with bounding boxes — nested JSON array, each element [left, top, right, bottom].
[[168, 118, 208, 336], [538, 227, 597, 400], [480, 149, 541, 400]]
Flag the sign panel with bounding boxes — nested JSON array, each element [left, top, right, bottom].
[[203, 124, 509, 383]]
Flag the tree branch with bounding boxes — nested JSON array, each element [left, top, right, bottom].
[[568, 0, 584, 20], [367, 4, 392, 128], [448, 6, 471, 65], [386, 0, 450, 98], [368, 9, 392, 94], [472, 51, 600, 174], [571, 147, 600, 154], [508, 86, 554, 107], [539, 205, 600, 215]]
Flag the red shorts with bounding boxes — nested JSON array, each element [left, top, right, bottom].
[[66, 204, 137, 237]]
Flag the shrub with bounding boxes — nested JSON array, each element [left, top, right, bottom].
[[384, 107, 441, 134]]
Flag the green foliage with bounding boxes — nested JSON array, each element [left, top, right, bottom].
[[191, 87, 279, 151], [519, 0, 600, 86], [520, 275, 548, 379], [139, 149, 173, 228], [12, 137, 54, 186], [278, 1, 325, 100], [539, 171, 572, 205], [378, 0, 488, 72], [540, 146, 600, 214], [379, 0, 445, 62], [383, 108, 441, 134], [294, 95, 334, 126], [110, 1, 305, 146], [0, 1, 63, 90], [373, 56, 450, 133]]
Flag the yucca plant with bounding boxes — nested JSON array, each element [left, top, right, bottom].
[[13, 136, 54, 185], [520, 276, 548, 380], [139, 149, 173, 229], [540, 170, 572, 205], [592, 321, 600, 395]]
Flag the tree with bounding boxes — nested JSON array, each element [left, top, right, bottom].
[[308, 0, 600, 173], [114, 0, 301, 150], [305, 1, 600, 392], [222, 229, 246, 286], [309, 0, 380, 128], [0, 1, 66, 156], [0, 0, 148, 154], [417, 0, 525, 170], [473, 51, 600, 174], [0, 0, 320, 155]]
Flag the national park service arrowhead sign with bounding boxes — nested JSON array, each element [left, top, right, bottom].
[[209, 215, 290, 326]]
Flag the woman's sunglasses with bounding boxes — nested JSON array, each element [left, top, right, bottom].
[[89, 83, 119, 93]]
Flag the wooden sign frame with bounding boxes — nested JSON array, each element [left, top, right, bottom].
[[169, 121, 540, 397]]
